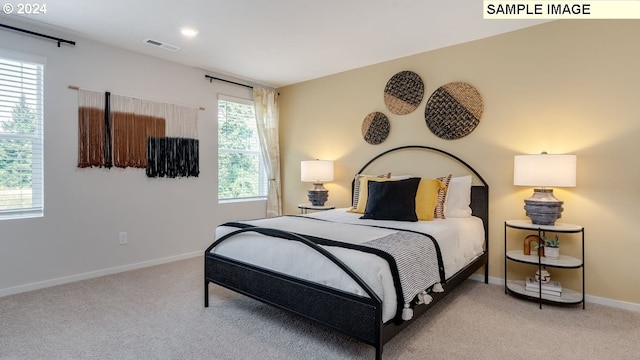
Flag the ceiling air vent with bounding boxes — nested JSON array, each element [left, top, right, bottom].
[[143, 38, 180, 52]]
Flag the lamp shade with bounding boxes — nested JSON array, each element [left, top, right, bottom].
[[514, 154, 576, 188], [301, 160, 334, 183]]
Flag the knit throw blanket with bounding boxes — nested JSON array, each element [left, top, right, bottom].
[[221, 219, 445, 321]]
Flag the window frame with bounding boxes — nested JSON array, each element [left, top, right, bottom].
[[217, 94, 267, 203], [0, 49, 45, 220]]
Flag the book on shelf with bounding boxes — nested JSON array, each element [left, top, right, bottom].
[[525, 288, 562, 297], [524, 277, 562, 294]]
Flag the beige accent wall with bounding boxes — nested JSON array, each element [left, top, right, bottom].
[[279, 20, 640, 305]]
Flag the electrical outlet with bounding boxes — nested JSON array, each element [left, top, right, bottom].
[[118, 232, 128, 245]]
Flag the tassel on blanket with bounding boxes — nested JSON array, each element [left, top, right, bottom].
[[416, 291, 433, 305], [417, 291, 433, 305], [432, 283, 444, 293], [401, 303, 413, 321]]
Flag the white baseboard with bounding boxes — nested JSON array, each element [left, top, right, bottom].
[[468, 274, 640, 313], [0, 251, 202, 298]]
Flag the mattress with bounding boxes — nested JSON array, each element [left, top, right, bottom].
[[212, 208, 485, 322]]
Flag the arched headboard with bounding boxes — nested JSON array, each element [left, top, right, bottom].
[[351, 145, 489, 252]]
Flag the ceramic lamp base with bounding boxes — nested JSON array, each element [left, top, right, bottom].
[[524, 188, 563, 225], [307, 183, 329, 206]]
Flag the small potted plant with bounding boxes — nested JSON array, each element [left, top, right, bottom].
[[542, 235, 560, 260]]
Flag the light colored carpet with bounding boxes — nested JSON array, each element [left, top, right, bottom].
[[1, 257, 639, 360]]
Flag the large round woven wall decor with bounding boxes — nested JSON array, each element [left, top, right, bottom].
[[384, 71, 424, 115], [361, 112, 390, 145], [425, 82, 483, 140]]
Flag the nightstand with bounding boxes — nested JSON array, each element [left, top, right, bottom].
[[297, 204, 335, 214], [504, 219, 585, 309]]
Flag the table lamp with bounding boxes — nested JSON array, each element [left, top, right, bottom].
[[514, 152, 576, 225], [301, 160, 334, 206]]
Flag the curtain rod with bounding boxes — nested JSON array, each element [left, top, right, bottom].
[[0, 23, 75, 47], [204, 75, 280, 95], [205, 75, 252, 89], [68, 85, 205, 111]]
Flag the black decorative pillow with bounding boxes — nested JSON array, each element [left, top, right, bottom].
[[351, 172, 391, 210], [360, 177, 420, 222]]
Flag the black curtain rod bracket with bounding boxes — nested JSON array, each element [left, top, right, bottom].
[[0, 23, 75, 47]]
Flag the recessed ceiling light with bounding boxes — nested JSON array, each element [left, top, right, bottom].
[[180, 27, 199, 37]]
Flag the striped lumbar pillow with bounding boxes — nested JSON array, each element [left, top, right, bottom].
[[434, 174, 452, 219]]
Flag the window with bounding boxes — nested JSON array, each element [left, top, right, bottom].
[[0, 51, 44, 219], [217, 95, 267, 202]]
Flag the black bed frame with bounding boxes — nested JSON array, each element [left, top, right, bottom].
[[204, 145, 489, 360]]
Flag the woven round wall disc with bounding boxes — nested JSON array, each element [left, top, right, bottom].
[[425, 82, 483, 140], [361, 112, 390, 145], [384, 71, 424, 115]]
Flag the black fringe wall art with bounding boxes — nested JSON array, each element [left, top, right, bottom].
[[146, 137, 199, 178]]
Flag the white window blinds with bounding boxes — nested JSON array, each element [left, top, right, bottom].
[[0, 51, 45, 219]]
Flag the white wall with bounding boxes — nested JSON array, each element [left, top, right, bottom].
[[0, 19, 266, 295]]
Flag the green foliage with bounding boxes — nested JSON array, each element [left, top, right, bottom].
[[218, 100, 256, 150], [218, 153, 260, 198], [0, 94, 36, 189], [217, 99, 262, 199], [543, 235, 560, 248], [5, 94, 37, 134]]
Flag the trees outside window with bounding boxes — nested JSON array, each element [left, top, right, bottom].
[[0, 54, 44, 218], [1, 94, 36, 188], [217, 96, 267, 201]]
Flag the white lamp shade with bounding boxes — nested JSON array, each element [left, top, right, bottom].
[[301, 160, 334, 182], [514, 154, 576, 187]]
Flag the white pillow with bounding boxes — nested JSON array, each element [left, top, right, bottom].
[[390, 174, 413, 180], [444, 175, 472, 218]]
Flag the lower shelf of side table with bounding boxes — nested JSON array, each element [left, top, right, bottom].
[[506, 280, 584, 305]]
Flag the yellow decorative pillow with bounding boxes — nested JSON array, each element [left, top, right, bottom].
[[352, 176, 397, 213], [415, 178, 446, 221], [351, 173, 390, 209]]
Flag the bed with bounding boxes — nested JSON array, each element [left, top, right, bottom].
[[204, 145, 489, 360]]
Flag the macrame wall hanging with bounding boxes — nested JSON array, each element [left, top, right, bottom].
[[78, 90, 110, 168], [77, 89, 199, 178]]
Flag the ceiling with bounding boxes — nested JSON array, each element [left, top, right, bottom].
[[1, 0, 547, 88]]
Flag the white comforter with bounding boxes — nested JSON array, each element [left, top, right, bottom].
[[212, 209, 484, 322]]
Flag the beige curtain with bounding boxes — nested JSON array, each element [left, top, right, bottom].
[[253, 87, 282, 217]]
